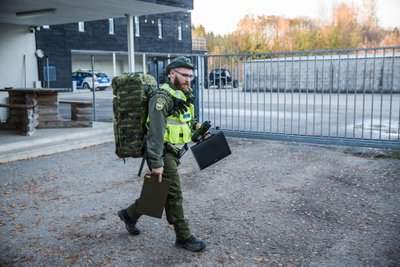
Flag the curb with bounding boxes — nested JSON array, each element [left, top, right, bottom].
[[0, 122, 114, 163]]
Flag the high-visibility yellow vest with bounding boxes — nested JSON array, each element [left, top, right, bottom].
[[161, 84, 194, 145]]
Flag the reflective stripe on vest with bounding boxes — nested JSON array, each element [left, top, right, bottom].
[[160, 84, 193, 144]]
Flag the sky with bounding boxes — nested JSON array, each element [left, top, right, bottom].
[[191, 0, 400, 35]]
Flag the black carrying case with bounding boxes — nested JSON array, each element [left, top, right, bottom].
[[190, 131, 231, 170]]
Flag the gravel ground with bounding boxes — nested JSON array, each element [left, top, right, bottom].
[[0, 138, 399, 266]]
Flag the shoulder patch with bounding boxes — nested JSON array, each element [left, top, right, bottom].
[[155, 98, 166, 111]]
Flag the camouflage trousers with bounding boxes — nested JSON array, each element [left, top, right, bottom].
[[126, 150, 191, 241]]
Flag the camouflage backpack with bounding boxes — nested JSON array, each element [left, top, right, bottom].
[[112, 73, 160, 159]]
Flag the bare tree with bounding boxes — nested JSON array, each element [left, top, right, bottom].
[[360, 0, 379, 28]]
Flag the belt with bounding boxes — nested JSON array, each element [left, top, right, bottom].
[[164, 143, 188, 159]]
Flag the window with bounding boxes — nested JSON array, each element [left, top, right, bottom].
[[109, 18, 114, 34], [178, 21, 183, 40], [134, 16, 140, 37], [158, 19, 163, 38], [42, 25, 50, 29], [78, 22, 85, 32]]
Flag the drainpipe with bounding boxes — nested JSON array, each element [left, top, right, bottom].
[[142, 53, 146, 74], [126, 15, 135, 73], [112, 52, 117, 77]]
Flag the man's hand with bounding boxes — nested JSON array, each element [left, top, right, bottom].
[[152, 167, 164, 183]]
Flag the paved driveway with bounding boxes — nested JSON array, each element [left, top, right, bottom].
[[0, 139, 399, 265]]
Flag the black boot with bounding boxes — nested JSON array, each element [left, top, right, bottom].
[[176, 235, 206, 252], [117, 209, 140, 235]]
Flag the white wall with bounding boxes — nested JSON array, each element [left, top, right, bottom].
[[0, 23, 39, 121], [122, 55, 144, 74], [72, 59, 124, 79], [0, 23, 39, 88], [71, 54, 144, 79]]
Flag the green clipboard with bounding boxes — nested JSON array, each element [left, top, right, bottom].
[[137, 174, 170, 219]]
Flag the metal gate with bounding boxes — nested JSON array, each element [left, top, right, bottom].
[[193, 47, 400, 149]]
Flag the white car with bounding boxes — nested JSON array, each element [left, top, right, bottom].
[[72, 70, 111, 90]]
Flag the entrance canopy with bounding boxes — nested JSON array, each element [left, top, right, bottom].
[[0, 0, 191, 26], [0, 0, 193, 87]]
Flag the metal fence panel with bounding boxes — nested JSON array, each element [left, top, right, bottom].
[[194, 47, 400, 149]]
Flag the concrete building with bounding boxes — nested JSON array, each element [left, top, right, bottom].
[[35, 12, 194, 88], [0, 0, 194, 120]]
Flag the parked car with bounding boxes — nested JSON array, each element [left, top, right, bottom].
[[72, 70, 111, 90], [205, 68, 238, 89]]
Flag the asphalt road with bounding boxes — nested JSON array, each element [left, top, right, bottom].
[[200, 87, 399, 140], [59, 89, 114, 122], [1, 138, 399, 265], [58, 87, 399, 141]]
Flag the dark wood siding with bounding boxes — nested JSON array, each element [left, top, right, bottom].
[[36, 11, 193, 88]]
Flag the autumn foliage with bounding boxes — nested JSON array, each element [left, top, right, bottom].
[[192, 1, 400, 54]]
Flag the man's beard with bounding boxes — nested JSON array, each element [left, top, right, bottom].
[[173, 78, 190, 92]]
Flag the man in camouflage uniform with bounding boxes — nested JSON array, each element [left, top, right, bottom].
[[118, 56, 206, 252]]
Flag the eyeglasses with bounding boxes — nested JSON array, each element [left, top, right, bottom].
[[173, 69, 194, 80]]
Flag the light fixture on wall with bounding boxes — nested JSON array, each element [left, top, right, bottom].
[[16, 8, 57, 18], [35, 49, 45, 59]]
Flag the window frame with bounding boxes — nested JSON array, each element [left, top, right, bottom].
[[158, 19, 163, 39], [178, 21, 183, 40], [78, 21, 85, 32], [134, 16, 140, 37], [108, 18, 115, 35]]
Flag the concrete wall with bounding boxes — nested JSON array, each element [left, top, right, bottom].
[[0, 23, 39, 121], [243, 54, 400, 93], [71, 54, 144, 79], [0, 23, 39, 89]]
